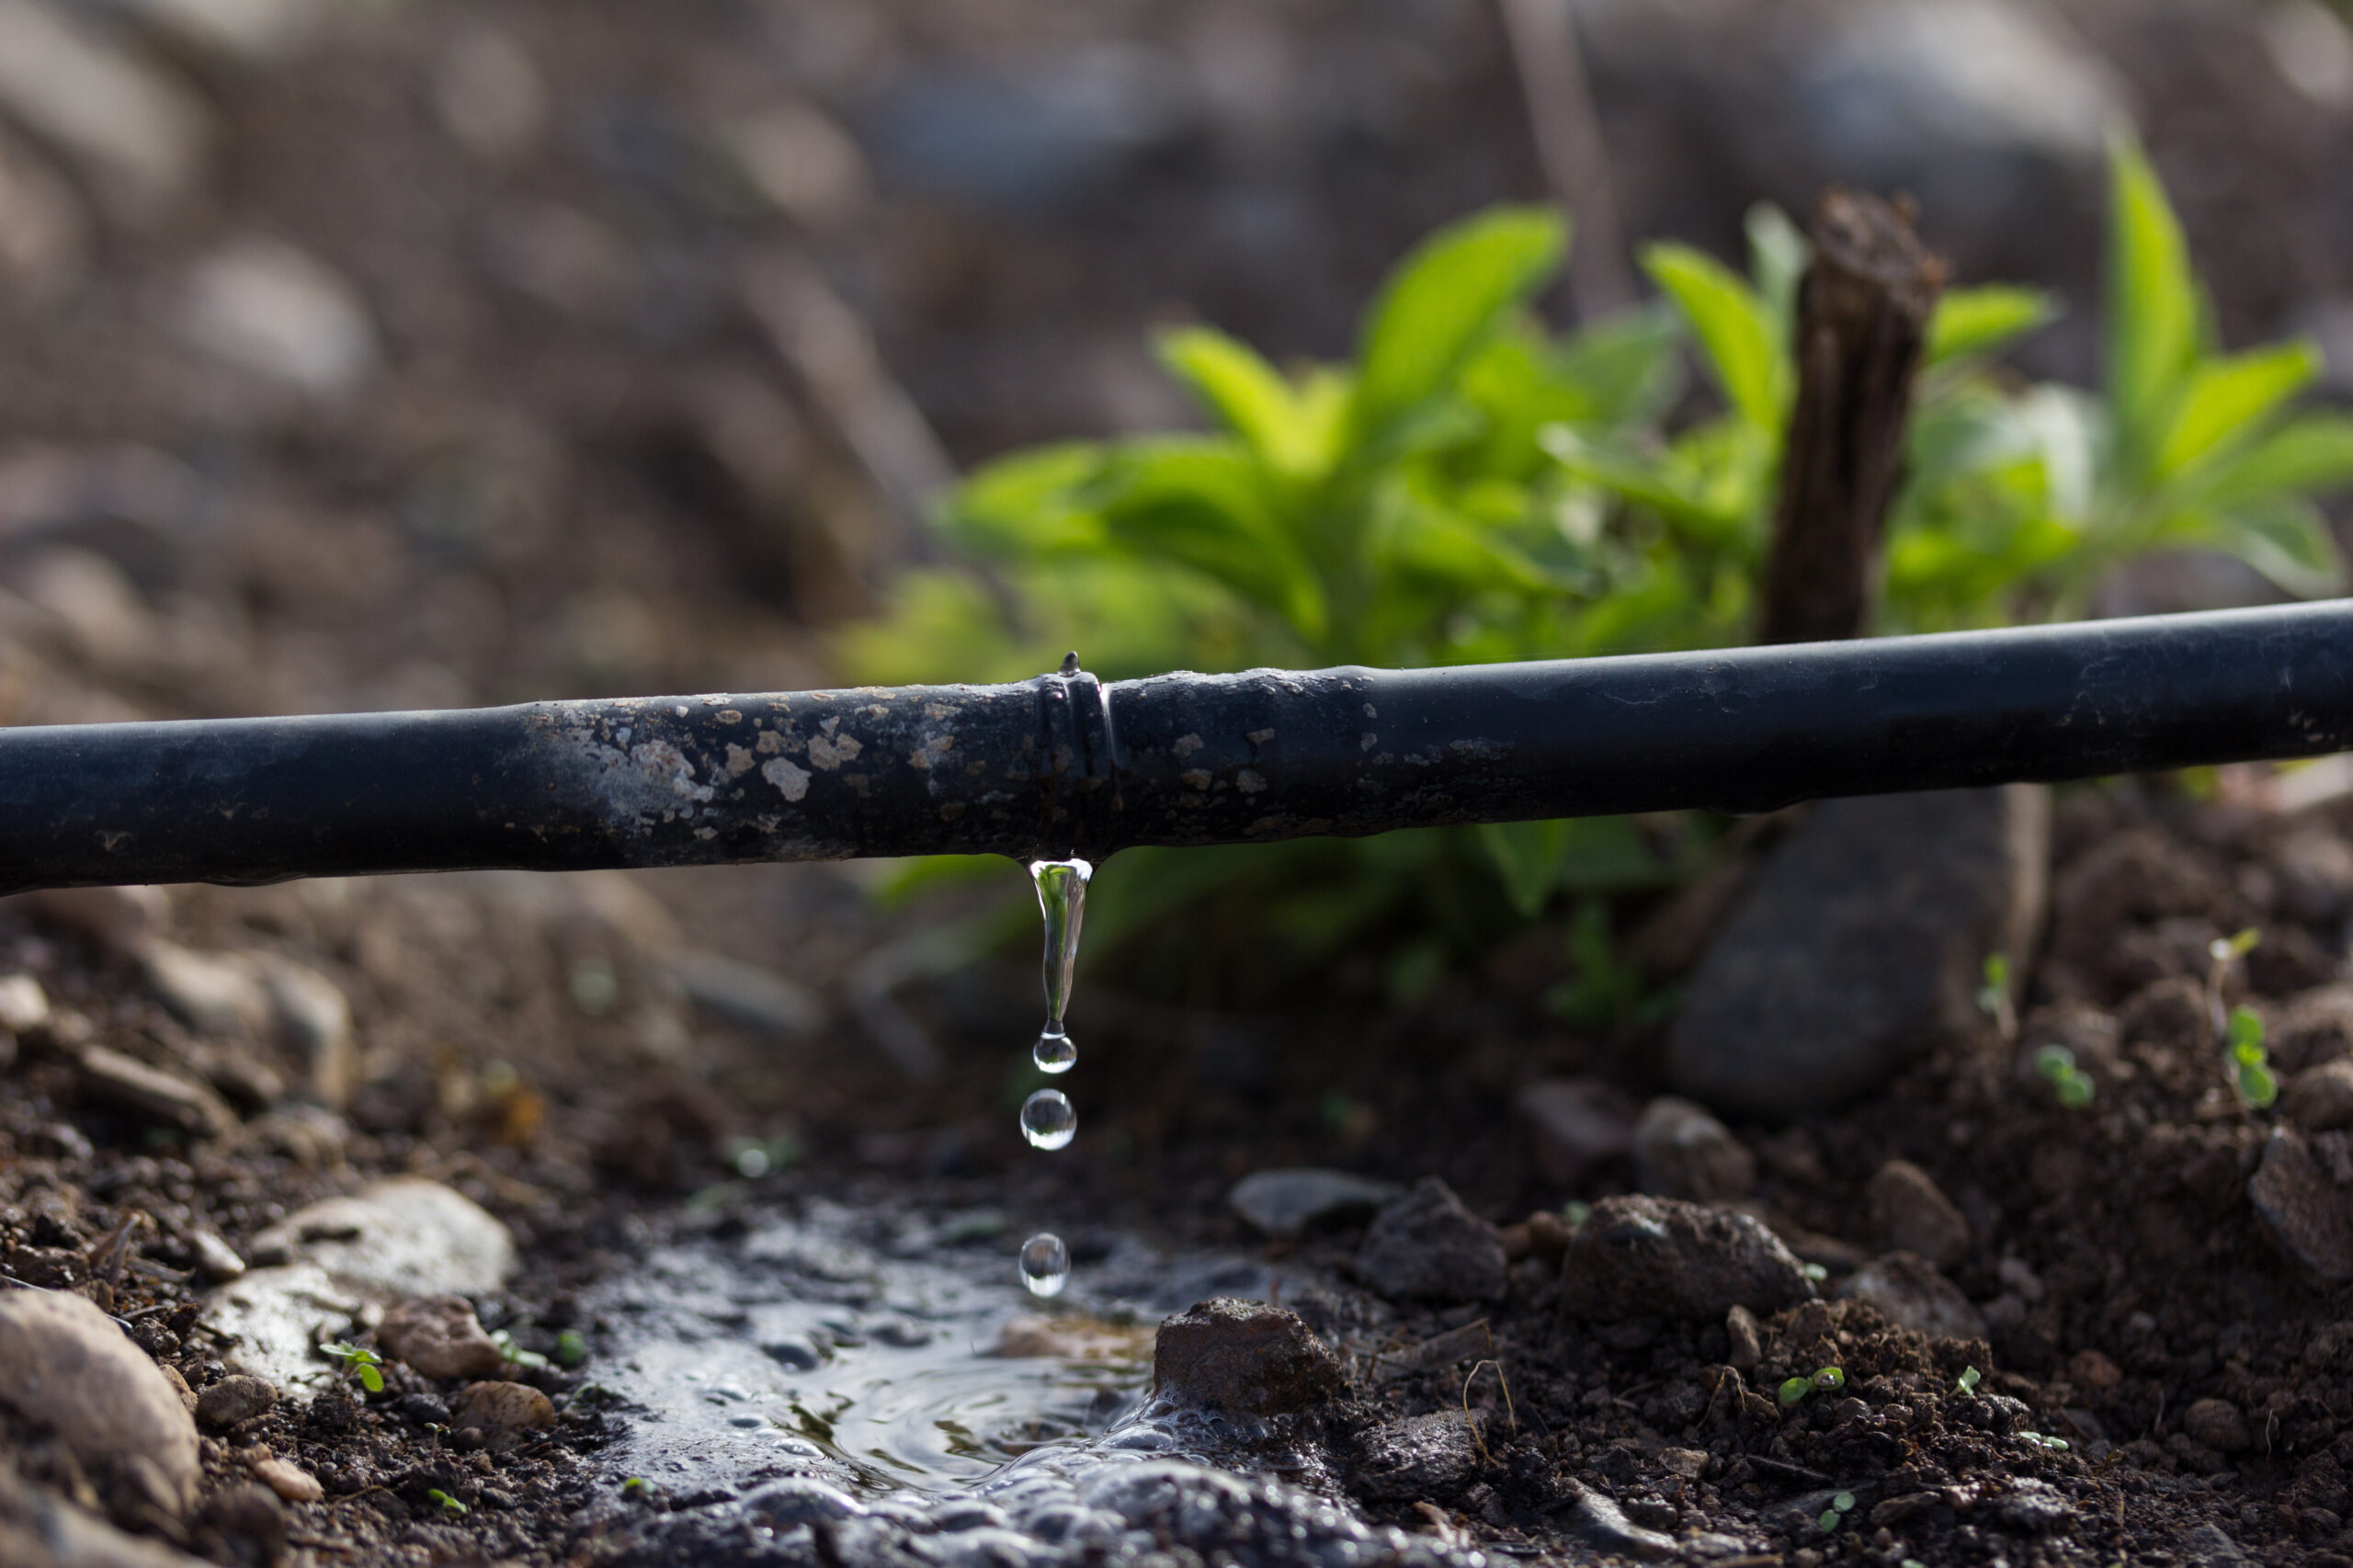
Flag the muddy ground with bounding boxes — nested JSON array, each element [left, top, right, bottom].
[[0, 1, 2351, 1565]]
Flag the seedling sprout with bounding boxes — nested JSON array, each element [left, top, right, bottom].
[[427, 1489, 468, 1516], [1977, 952, 2017, 1042], [320, 1341, 384, 1393], [1818, 1492, 1858, 1532], [556, 1330, 589, 1368], [2033, 1044, 2097, 1108], [1956, 1366, 1983, 1394]]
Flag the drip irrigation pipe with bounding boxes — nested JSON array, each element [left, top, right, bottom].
[[1, 602, 2349, 895]]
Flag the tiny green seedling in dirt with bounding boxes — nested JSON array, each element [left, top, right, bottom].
[[1819, 1492, 1858, 1533], [2032, 1044, 2097, 1108], [555, 1329, 589, 1368], [493, 1329, 549, 1370], [1778, 1366, 1846, 1406], [1978, 952, 2018, 1042], [320, 1341, 384, 1393], [426, 1489, 468, 1517], [1956, 1366, 1983, 1395], [2205, 928, 2278, 1108]]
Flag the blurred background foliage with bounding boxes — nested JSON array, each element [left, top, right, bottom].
[[840, 137, 2353, 1010]]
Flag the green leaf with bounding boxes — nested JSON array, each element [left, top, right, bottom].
[[1745, 203, 1809, 337], [2198, 495, 2346, 598], [942, 443, 1108, 557], [1540, 424, 1751, 543], [1643, 242, 1788, 435], [2105, 135, 2201, 471], [1478, 820, 1570, 918], [1156, 326, 1345, 480], [2153, 341, 2320, 480], [1353, 205, 1568, 439], [2195, 413, 2353, 508], [1927, 286, 2059, 366], [1094, 439, 1328, 638]]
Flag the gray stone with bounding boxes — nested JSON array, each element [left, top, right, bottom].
[[0, 0, 210, 225], [189, 1231, 245, 1283], [0, 971, 49, 1035], [178, 239, 377, 397], [1631, 1096, 1755, 1202], [0, 1290, 199, 1517], [1151, 1299, 1342, 1416], [1865, 1160, 1971, 1268], [2183, 1523, 2247, 1565], [1840, 1251, 1987, 1341], [0, 1460, 209, 1568], [1352, 1177, 1507, 1302], [1514, 1078, 1636, 1187], [137, 941, 268, 1039], [1350, 1411, 1481, 1501], [1667, 787, 2050, 1119], [74, 1045, 236, 1139], [246, 953, 354, 1109], [195, 1373, 275, 1429], [2250, 1130, 2353, 1280], [1559, 1482, 1677, 1560], [1562, 1195, 1812, 1322], [207, 1179, 517, 1400], [1228, 1168, 1402, 1240], [378, 1295, 506, 1381], [450, 1380, 554, 1448]]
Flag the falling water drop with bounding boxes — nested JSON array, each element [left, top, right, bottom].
[[1019, 1089, 1076, 1151], [1033, 1028, 1076, 1074], [1030, 857, 1091, 1028], [1018, 1233, 1071, 1298]]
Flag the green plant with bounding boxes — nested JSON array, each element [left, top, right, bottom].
[[320, 1340, 384, 1393], [556, 1330, 589, 1368], [1819, 1491, 1858, 1532], [2032, 1044, 2097, 1109], [2227, 1006, 2279, 1109], [1957, 1366, 1983, 1395], [1978, 952, 2018, 1042], [426, 1488, 469, 1516], [839, 137, 2353, 990], [493, 1329, 549, 1370], [1777, 1365, 1846, 1406]]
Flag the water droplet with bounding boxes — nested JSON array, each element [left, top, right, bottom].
[[1033, 1028, 1076, 1074], [1019, 1233, 1070, 1297], [1029, 858, 1092, 1036], [1020, 1089, 1075, 1151]]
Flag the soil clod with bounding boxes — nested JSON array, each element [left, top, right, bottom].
[[1352, 1177, 1507, 1303], [1562, 1194, 1812, 1321], [1151, 1298, 1343, 1416]]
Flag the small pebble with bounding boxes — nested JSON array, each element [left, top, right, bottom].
[[198, 1373, 278, 1429], [2182, 1397, 2251, 1453], [249, 1454, 324, 1503]]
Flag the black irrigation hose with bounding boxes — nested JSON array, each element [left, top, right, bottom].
[[1, 602, 2349, 895]]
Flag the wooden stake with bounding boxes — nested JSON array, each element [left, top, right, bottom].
[[1759, 190, 1947, 644]]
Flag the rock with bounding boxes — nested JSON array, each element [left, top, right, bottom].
[[1514, 1077, 1636, 1186], [1352, 1177, 1507, 1302], [189, 1231, 245, 1283], [2183, 1522, 2247, 1564], [196, 1373, 276, 1429], [2284, 1059, 2353, 1132], [136, 942, 269, 1039], [1724, 1303, 1763, 1370], [1865, 1160, 1971, 1267], [450, 1381, 555, 1448], [157, 1364, 196, 1415], [743, 1476, 866, 1527], [0, 0, 210, 225], [722, 98, 871, 230], [1151, 1299, 1342, 1416], [433, 25, 548, 164], [668, 949, 825, 1039], [1990, 1482, 2073, 1534], [246, 1455, 322, 1505], [207, 1180, 517, 1400], [0, 124, 81, 297], [2182, 1397, 2251, 1453], [1666, 787, 2050, 1119], [2067, 1348, 2123, 1389], [0, 1290, 199, 1517], [178, 239, 377, 397], [1839, 1252, 1988, 1340], [0, 1460, 210, 1568], [1227, 1168, 1402, 1240], [2249, 1130, 2353, 1281], [1350, 1411, 1480, 1501], [1631, 1096, 1756, 1202], [1558, 1481, 1677, 1560], [246, 954, 354, 1108], [0, 971, 49, 1035], [74, 1045, 237, 1138], [14, 884, 168, 951], [1562, 1195, 1813, 1322], [378, 1295, 506, 1381]]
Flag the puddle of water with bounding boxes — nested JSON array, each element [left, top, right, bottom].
[[582, 1200, 1282, 1501]]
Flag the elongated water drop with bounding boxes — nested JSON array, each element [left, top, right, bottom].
[[1033, 1028, 1076, 1074], [1019, 1233, 1070, 1297], [1020, 1089, 1076, 1151], [1029, 858, 1091, 1035]]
